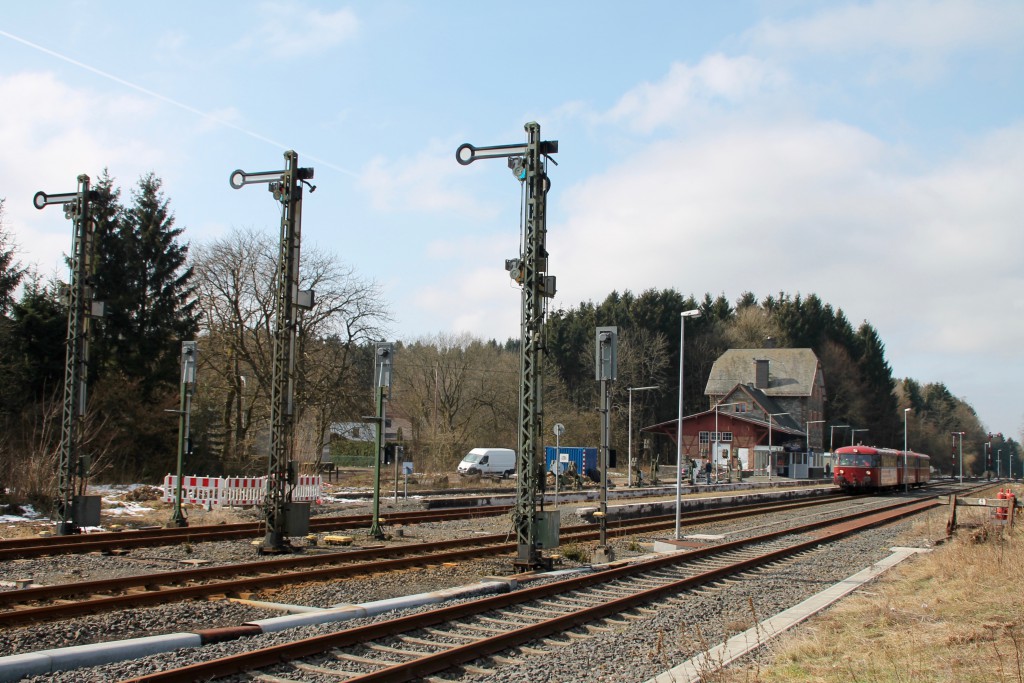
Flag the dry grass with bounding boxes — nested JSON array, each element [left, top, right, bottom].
[[723, 498, 1024, 683]]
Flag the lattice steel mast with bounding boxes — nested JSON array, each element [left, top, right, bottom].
[[34, 177, 100, 535], [457, 122, 558, 569], [230, 151, 315, 552]]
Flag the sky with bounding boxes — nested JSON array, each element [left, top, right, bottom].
[[1, 1, 1022, 439]]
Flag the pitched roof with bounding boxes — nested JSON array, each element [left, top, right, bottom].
[[704, 348, 820, 397], [724, 384, 804, 432], [641, 407, 805, 437]]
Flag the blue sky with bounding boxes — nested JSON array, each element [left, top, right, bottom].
[[2, 1, 1022, 439]]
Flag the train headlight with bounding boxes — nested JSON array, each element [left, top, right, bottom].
[[866, 470, 871, 475]]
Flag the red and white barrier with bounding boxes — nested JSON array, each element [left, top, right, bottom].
[[162, 474, 322, 508]]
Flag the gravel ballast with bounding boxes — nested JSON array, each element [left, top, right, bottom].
[[2, 491, 940, 682]]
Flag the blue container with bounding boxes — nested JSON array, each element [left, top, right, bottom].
[[545, 446, 598, 478]]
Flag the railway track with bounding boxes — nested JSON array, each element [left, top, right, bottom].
[[0, 506, 514, 560], [0, 495, 850, 628], [116, 496, 942, 683]]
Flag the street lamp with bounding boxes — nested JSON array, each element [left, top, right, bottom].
[[767, 412, 789, 481], [806, 420, 825, 478], [627, 386, 659, 487], [828, 424, 848, 471], [998, 449, 1003, 479], [904, 408, 911, 493], [676, 308, 701, 540], [712, 401, 743, 483], [951, 431, 965, 484], [851, 428, 869, 446]]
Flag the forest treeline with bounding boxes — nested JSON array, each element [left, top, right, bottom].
[[0, 177, 1018, 507]]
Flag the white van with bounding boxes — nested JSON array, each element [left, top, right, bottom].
[[457, 448, 516, 478]]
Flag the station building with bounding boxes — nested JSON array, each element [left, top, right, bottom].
[[643, 347, 828, 478]]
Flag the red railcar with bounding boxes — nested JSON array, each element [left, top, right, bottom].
[[833, 445, 931, 492]]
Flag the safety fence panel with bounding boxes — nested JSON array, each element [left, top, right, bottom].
[[162, 474, 322, 508]]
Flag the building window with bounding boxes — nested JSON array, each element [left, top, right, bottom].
[[734, 403, 748, 413], [701, 431, 733, 442]]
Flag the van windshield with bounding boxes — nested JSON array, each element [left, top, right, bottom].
[[463, 453, 481, 463]]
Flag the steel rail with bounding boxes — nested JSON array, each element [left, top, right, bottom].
[[0, 496, 849, 626], [0, 505, 514, 560], [118, 496, 942, 683]]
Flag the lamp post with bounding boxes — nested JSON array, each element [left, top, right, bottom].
[[676, 309, 701, 540], [998, 449, 1003, 479], [904, 408, 911, 493], [712, 401, 743, 483], [627, 386, 659, 487], [767, 412, 789, 481], [829, 424, 848, 472], [952, 431, 965, 484], [806, 420, 825, 478], [851, 428, 869, 446]]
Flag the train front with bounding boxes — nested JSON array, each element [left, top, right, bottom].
[[833, 446, 879, 492]]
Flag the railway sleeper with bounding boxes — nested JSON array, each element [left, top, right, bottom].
[[367, 642, 428, 658], [479, 614, 541, 627], [565, 630, 594, 640], [540, 597, 600, 608], [455, 622, 507, 634], [253, 674, 302, 683], [542, 637, 573, 647], [423, 627, 478, 641], [294, 661, 365, 677], [519, 604, 572, 617], [333, 651, 405, 667], [398, 635, 461, 650]]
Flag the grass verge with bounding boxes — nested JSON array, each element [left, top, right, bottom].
[[723, 500, 1024, 682]]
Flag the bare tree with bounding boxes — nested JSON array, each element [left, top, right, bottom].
[[395, 334, 518, 471], [190, 228, 389, 473]]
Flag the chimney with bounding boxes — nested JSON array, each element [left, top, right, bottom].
[[754, 359, 769, 389]]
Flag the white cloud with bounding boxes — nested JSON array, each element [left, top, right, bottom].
[[236, 3, 359, 59], [358, 141, 499, 218], [0, 71, 165, 274], [748, 0, 1024, 81], [604, 54, 789, 133], [546, 118, 1024, 364]]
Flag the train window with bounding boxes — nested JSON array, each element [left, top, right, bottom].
[[837, 453, 877, 467]]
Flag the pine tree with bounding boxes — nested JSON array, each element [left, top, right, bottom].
[[93, 173, 198, 397], [0, 200, 28, 415], [0, 199, 24, 316]]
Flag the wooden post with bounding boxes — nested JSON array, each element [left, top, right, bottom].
[[946, 495, 958, 536]]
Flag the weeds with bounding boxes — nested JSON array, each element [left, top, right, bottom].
[[560, 543, 590, 564], [722, 505, 1024, 682]]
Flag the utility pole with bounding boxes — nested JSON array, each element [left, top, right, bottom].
[[369, 343, 393, 539], [594, 327, 617, 564], [169, 341, 197, 527], [34, 177, 104, 535], [457, 123, 558, 570], [230, 151, 315, 553]]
